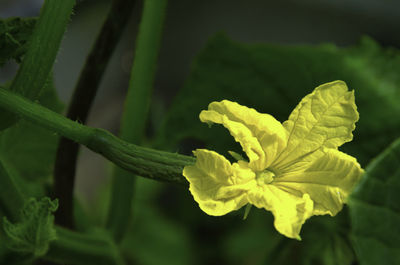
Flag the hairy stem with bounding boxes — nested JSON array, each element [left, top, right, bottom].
[[53, 0, 137, 229], [107, 0, 168, 242], [0, 0, 75, 130], [0, 87, 191, 185]]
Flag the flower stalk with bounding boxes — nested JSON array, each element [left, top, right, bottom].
[[0, 87, 192, 185]]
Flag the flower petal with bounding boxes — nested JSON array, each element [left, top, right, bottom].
[[183, 149, 255, 216], [248, 185, 313, 239], [273, 148, 364, 216], [272, 81, 359, 172], [200, 100, 287, 171]]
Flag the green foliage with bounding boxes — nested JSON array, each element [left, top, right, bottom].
[[0, 78, 63, 263], [1, 1, 400, 263], [2, 197, 58, 257], [0, 0, 74, 131], [152, 33, 400, 265], [295, 211, 355, 265], [0, 17, 37, 130], [0, 80, 63, 265], [121, 179, 192, 265], [349, 138, 400, 265], [0, 159, 24, 221], [0, 79, 63, 198], [0, 17, 36, 66], [155, 34, 400, 167]]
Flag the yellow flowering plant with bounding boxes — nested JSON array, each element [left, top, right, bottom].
[[183, 80, 364, 240]]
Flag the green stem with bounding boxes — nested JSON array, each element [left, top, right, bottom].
[[0, 134, 125, 265], [107, 0, 168, 242], [44, 227, 126, 265], [53, 0, 137, 230], [0, 0, 75, 130], [11, 0, 75, 98], [121, 0, 168, 139], [0, 87, 192, 185], [0, 158, 25, 221]]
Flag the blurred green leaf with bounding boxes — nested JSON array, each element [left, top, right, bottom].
[[296, 211, 355, 265], [153, 33, 400, 265], [0, 78, 63, 262], [222, 209, 283, 265], [0, 17, 36, 67], [2, 197, 58, 257], [0, 77, 63, 197], [120, 178, 193, 265], [0, 158, 24, 221], [223, 209, 355, 265], [155, 33, 400, 167], [348, 138, 400, 265]]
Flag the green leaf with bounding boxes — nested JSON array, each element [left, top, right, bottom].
[[155, 34, 400, 167], [2, 197, 58, 257], [120, 178, 192, 265], [0, 158, 24, 221], [223, 209, 355, 265], [296, 211, 355, 265], [222, 209, 283, 265], [152, 33, 400, 264], [0, 0, 74, 131], [348, 138, 400, 265], [0, 17, 36, 67], [0, 77, 63, 197]]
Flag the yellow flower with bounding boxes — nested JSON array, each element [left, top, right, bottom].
[[183, 80, 364, 240]]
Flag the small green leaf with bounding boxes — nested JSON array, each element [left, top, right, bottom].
[[0, 17, 36, 66], [242, 204, 252, 220], [348, 138, 400, 265], [2, 197, 58, 257], [228, 150, 245, 162]]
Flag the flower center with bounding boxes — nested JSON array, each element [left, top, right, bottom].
[[256, 169, 275, 185]]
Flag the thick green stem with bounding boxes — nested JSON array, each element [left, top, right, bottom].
[[11, 0, 75, 98], [53, 0, 137, 230], [0, 0, 75, 130], [0, 88, 93, 145], [0, 87, 191, 185], [107, 0, 168, 242]]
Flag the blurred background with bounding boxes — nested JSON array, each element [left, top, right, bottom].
[[1, 0, 400, 264]]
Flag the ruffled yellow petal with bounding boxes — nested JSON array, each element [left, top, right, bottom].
[[183, 81, 363, 241], [183, 149, 255, 216], [273, 148, 364, 216], [200, 100, 287, 171], [247, 185, 313, 239], [272, 81, 359, 173], [200, 110, 264, 169]]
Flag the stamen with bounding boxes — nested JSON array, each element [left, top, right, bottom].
[[256, 169, 275, 185]]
